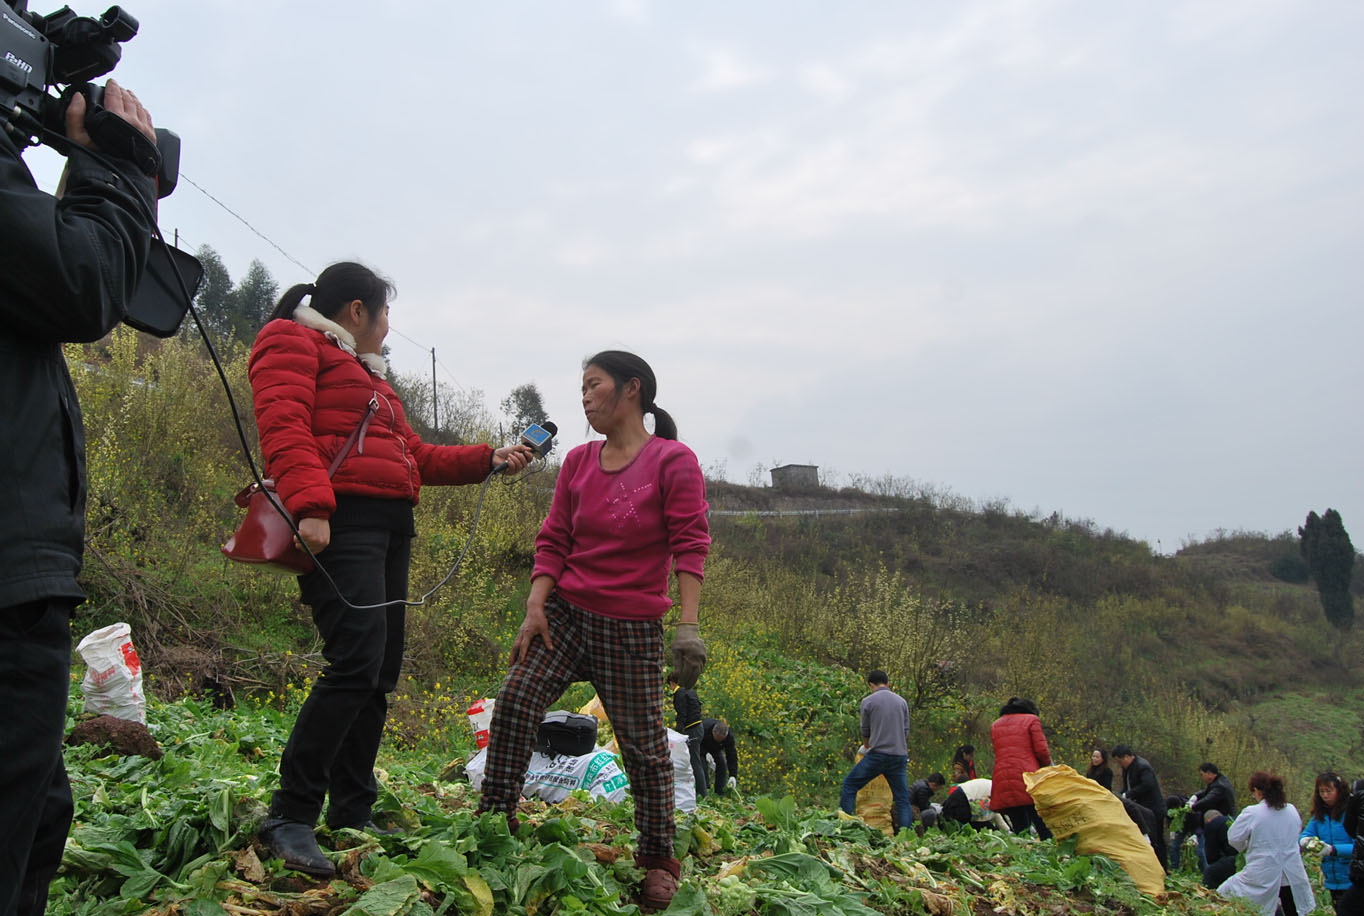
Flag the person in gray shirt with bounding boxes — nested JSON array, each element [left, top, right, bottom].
[[838, 670, 912, 832]]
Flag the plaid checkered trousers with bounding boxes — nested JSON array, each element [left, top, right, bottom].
[[478, 595, 674, 856]]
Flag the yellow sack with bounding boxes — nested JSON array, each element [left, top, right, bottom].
[[852, 752, 895, 835], [577, 694, 617, 752], [1023, 765, 1165, 896]]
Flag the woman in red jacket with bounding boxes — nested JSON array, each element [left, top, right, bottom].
[[249, 261, 531, 877], [989, 696, 1053, 839]]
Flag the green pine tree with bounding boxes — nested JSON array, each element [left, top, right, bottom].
[[1299, 508, 1356, 630]]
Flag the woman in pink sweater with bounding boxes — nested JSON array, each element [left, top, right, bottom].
[[478, 350, 710, 911]]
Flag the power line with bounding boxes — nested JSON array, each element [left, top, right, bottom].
[[385, 326, 468, 394], [174, 175, 477, 399], [434, 355, 469, 394], [179, 173, 314, 276]]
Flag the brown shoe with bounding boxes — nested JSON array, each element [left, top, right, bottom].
[[637, 854, 680, 912]]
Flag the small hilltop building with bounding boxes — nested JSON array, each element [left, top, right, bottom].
[[769, 464, 820, 491]]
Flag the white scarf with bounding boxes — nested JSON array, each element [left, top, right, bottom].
[[293, 305, 388, 378]]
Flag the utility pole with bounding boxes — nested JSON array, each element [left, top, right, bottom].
[[430, 347, 439, 432]]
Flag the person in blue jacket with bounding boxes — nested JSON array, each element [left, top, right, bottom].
[[1299, 771, 1353, 906]]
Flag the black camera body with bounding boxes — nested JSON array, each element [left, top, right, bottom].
[[2, 2, 134, 140], [1, 1, 178, 197], [1, 0, 200, 338]]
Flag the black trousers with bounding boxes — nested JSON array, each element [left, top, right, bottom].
[[1, 599, 77, 916], [703, 746, 730, 796], [684, 725, 708, 798], [1337, 882, 1364, 915], [1203, 854, 1237, 889], [269, 526, 411, 828], [998, 804, 1053, 840]]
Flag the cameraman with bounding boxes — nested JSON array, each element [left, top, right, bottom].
[[0, 79, 159, 916]]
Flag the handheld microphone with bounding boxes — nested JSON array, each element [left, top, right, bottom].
[[493, 420, 557, 473]]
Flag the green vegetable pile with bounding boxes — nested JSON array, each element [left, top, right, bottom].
[[49, 693, 1281, 915]]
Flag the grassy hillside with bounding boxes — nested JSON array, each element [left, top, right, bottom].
[[49, 329, 1364, 911]]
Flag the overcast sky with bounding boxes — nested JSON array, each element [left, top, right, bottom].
[[24, 0, 1362, 552]]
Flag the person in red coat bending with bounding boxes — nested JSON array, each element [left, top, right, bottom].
[[249, 262, 533, 877], [989, 696, 1054, 839]]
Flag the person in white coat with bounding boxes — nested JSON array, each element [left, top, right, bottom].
[[1217, 772, 1315, 916]]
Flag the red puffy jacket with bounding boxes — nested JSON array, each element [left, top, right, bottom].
[[989, 712, 1052, 810], [249, 314, 493, 520]]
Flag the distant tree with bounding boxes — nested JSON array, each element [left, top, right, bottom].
[[500, 383, 547, 433], [230, 259, 278, 344], [1299, 509, 1356, 630], [188, 244, 233, 343]]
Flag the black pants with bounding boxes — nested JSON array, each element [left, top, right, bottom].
[[684, 725, 708, 798], [704, 747, 730, 796], [270, 526, 411, 828], [998, 804, 1053, 840], [1202, 854, 1237, 889], [1, 599, 77, 916], [1336, 882, 1364, 915]]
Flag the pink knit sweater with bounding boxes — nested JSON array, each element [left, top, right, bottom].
[[533, 437, 710, 620]]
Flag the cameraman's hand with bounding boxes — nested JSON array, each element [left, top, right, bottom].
[[66, 79, 155, 149], [296, 517, 330, 555]]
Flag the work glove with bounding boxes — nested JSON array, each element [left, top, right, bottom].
[[857, 745, 871, 757], [671, 623, 706, 688], [1187, 794, 1198, 808], [727, 776, 738, 790], [1325, 844, 1336, 857]]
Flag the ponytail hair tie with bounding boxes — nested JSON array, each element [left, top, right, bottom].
[[304, 283, 317, 296]]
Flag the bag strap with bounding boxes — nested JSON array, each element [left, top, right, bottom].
[[327, 396, 379, 478]]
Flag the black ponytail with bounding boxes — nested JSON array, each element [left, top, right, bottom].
[[267, 261, 394, 325], [584, 350, 678, 440], [648, 405, 678, 441]]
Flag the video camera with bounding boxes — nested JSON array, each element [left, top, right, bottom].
[[2, 0, 200, 337], [2, 1, 168, 175]]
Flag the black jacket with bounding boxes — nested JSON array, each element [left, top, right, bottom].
[[941, 785, 972, 824], [0, 130, 157, 608], [1349, 785, 1364, 884], [1086, 765, 1114, 791], [672, 686, 702, 731], [1120, 756, 1166, 817], [1191, 774, 1236, 817], [1204, 813, 1235, 864], [699, 717, 737, 777], [909, 778, 937, 812], [1121, 796, 1158, 838]]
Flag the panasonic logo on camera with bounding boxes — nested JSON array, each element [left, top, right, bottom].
[[3, 10, 40, 41], [4, 51, 33, 75]]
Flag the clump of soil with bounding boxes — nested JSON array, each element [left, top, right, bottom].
[[67, 715, 163, 760]]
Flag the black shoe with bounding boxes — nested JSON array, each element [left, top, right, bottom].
[[260, 817, 335, 877]]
